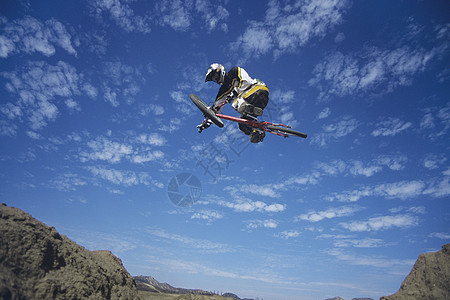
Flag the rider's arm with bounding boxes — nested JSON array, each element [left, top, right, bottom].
[[213, 67, 254, 111]]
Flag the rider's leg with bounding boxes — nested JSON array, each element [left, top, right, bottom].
[[238, 115, 253, 135]]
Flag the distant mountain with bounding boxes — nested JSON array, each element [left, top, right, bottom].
[[134, 275, 216, 295], [134, 276, 256, 300], [381, 243, 450, 300], [326, 297, 373, 300]]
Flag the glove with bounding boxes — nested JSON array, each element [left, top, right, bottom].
[[197, 119, 213, 133], [226, 91, 237, 103]]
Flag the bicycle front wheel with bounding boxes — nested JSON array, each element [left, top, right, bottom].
[[190, 94, 224, 128]]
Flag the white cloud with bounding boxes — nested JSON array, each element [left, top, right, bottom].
[[68, 230, 136, 254], [81, 137, 133, 163], [224, 156, 408, 204], [232, 0, 351, 61], [317, 107, 331, 119], [309, 43, 446, 99], [89, 0, 151, 33], [159, 118, 181, 132], [420, 104, 450, 139], [422, 153, 447, 170], [340, 214, 418, 232], [139, 104, 165, 116], [191, 210, 223, 224], [155, 0, 229, 32], [423, 176, 450, 198], [218, 199, 286, 213], [100, 60, 145, 106], [0, 15, 77, 58], [87, 166, 162, 188], [311, 116, 359, 146], [374, 155, 408, 171], [371, 117, 412, 137], [80, 134, 166, 165], [334, 32, 345, 43], [65, 99, 81, 111], [278, 230, 301, 239], [137, 133, 167, 146], [296, 205, 361, 222], [327, 248, 415, 268], [146, 227, 232, 253], [131, 150, 164, 164], [1, 61, 91, 133], [429, 232, 450, 240], [246, 219, 278, 230], [49, 173, 87, 192], [226, 184, 280, 198], [326, 180, 426, 202], [379, 180, 426, 199], [333, 238, 387, 248], [194, 0, 229, 32]]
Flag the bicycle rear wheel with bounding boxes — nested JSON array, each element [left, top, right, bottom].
[[190, 94, 224, 128], [266, 124, 307, 138]]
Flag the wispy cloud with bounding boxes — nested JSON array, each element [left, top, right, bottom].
[[318, 235, 390, 248], [420, 103, 450, 139], [296, 205, 361, 222], [67, 230, 137, 255], [317, 107, 331, 120], [223, 155, 408, 203], [246, 219, 278, 230], [225, 184, 281, 199], [428, 232, 450, 240], [79, 133, 166, 165], [48, 173, 88, 192], [277, 230, 301, 240], [371, 117, 412, 137], [232, 0, 351, 61], [311, 116, 359, 147], [422, 153, 447, 170], [326, 175, 450, 202], [89, 0, 151, 33], [146, 227, 233, 253], [309, 38, 448, 100], [340, 214, 418, 232], [100, 60, 145, 106], [190, 209, 223, 225], [154, 0, 229, 32], [87, 166, 163, 189], [317, 155, 407, 177], [0, 15, 77, 58], [327, 248, 415, 268], [218, 198, 286, 213], [1, 61, 94, 133]]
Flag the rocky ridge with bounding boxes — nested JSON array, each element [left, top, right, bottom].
[[381, 243, 450, 300], [0, 203, 139, 300]]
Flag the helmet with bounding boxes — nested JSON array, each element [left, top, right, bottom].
[[205, 63, 226, 85]]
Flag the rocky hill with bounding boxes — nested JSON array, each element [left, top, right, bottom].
[[381, 243, 450, 300], [0, 203, 139, 299]]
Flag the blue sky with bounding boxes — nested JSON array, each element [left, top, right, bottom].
[[0, 0, 449, 299]]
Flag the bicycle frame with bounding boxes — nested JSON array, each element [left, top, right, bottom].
[[209, 101, 293, 137], [217, 113, 293, 137]]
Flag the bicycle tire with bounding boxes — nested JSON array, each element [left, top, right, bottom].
[[190, 94, 224, 128], [266, 124, 307, 138]]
